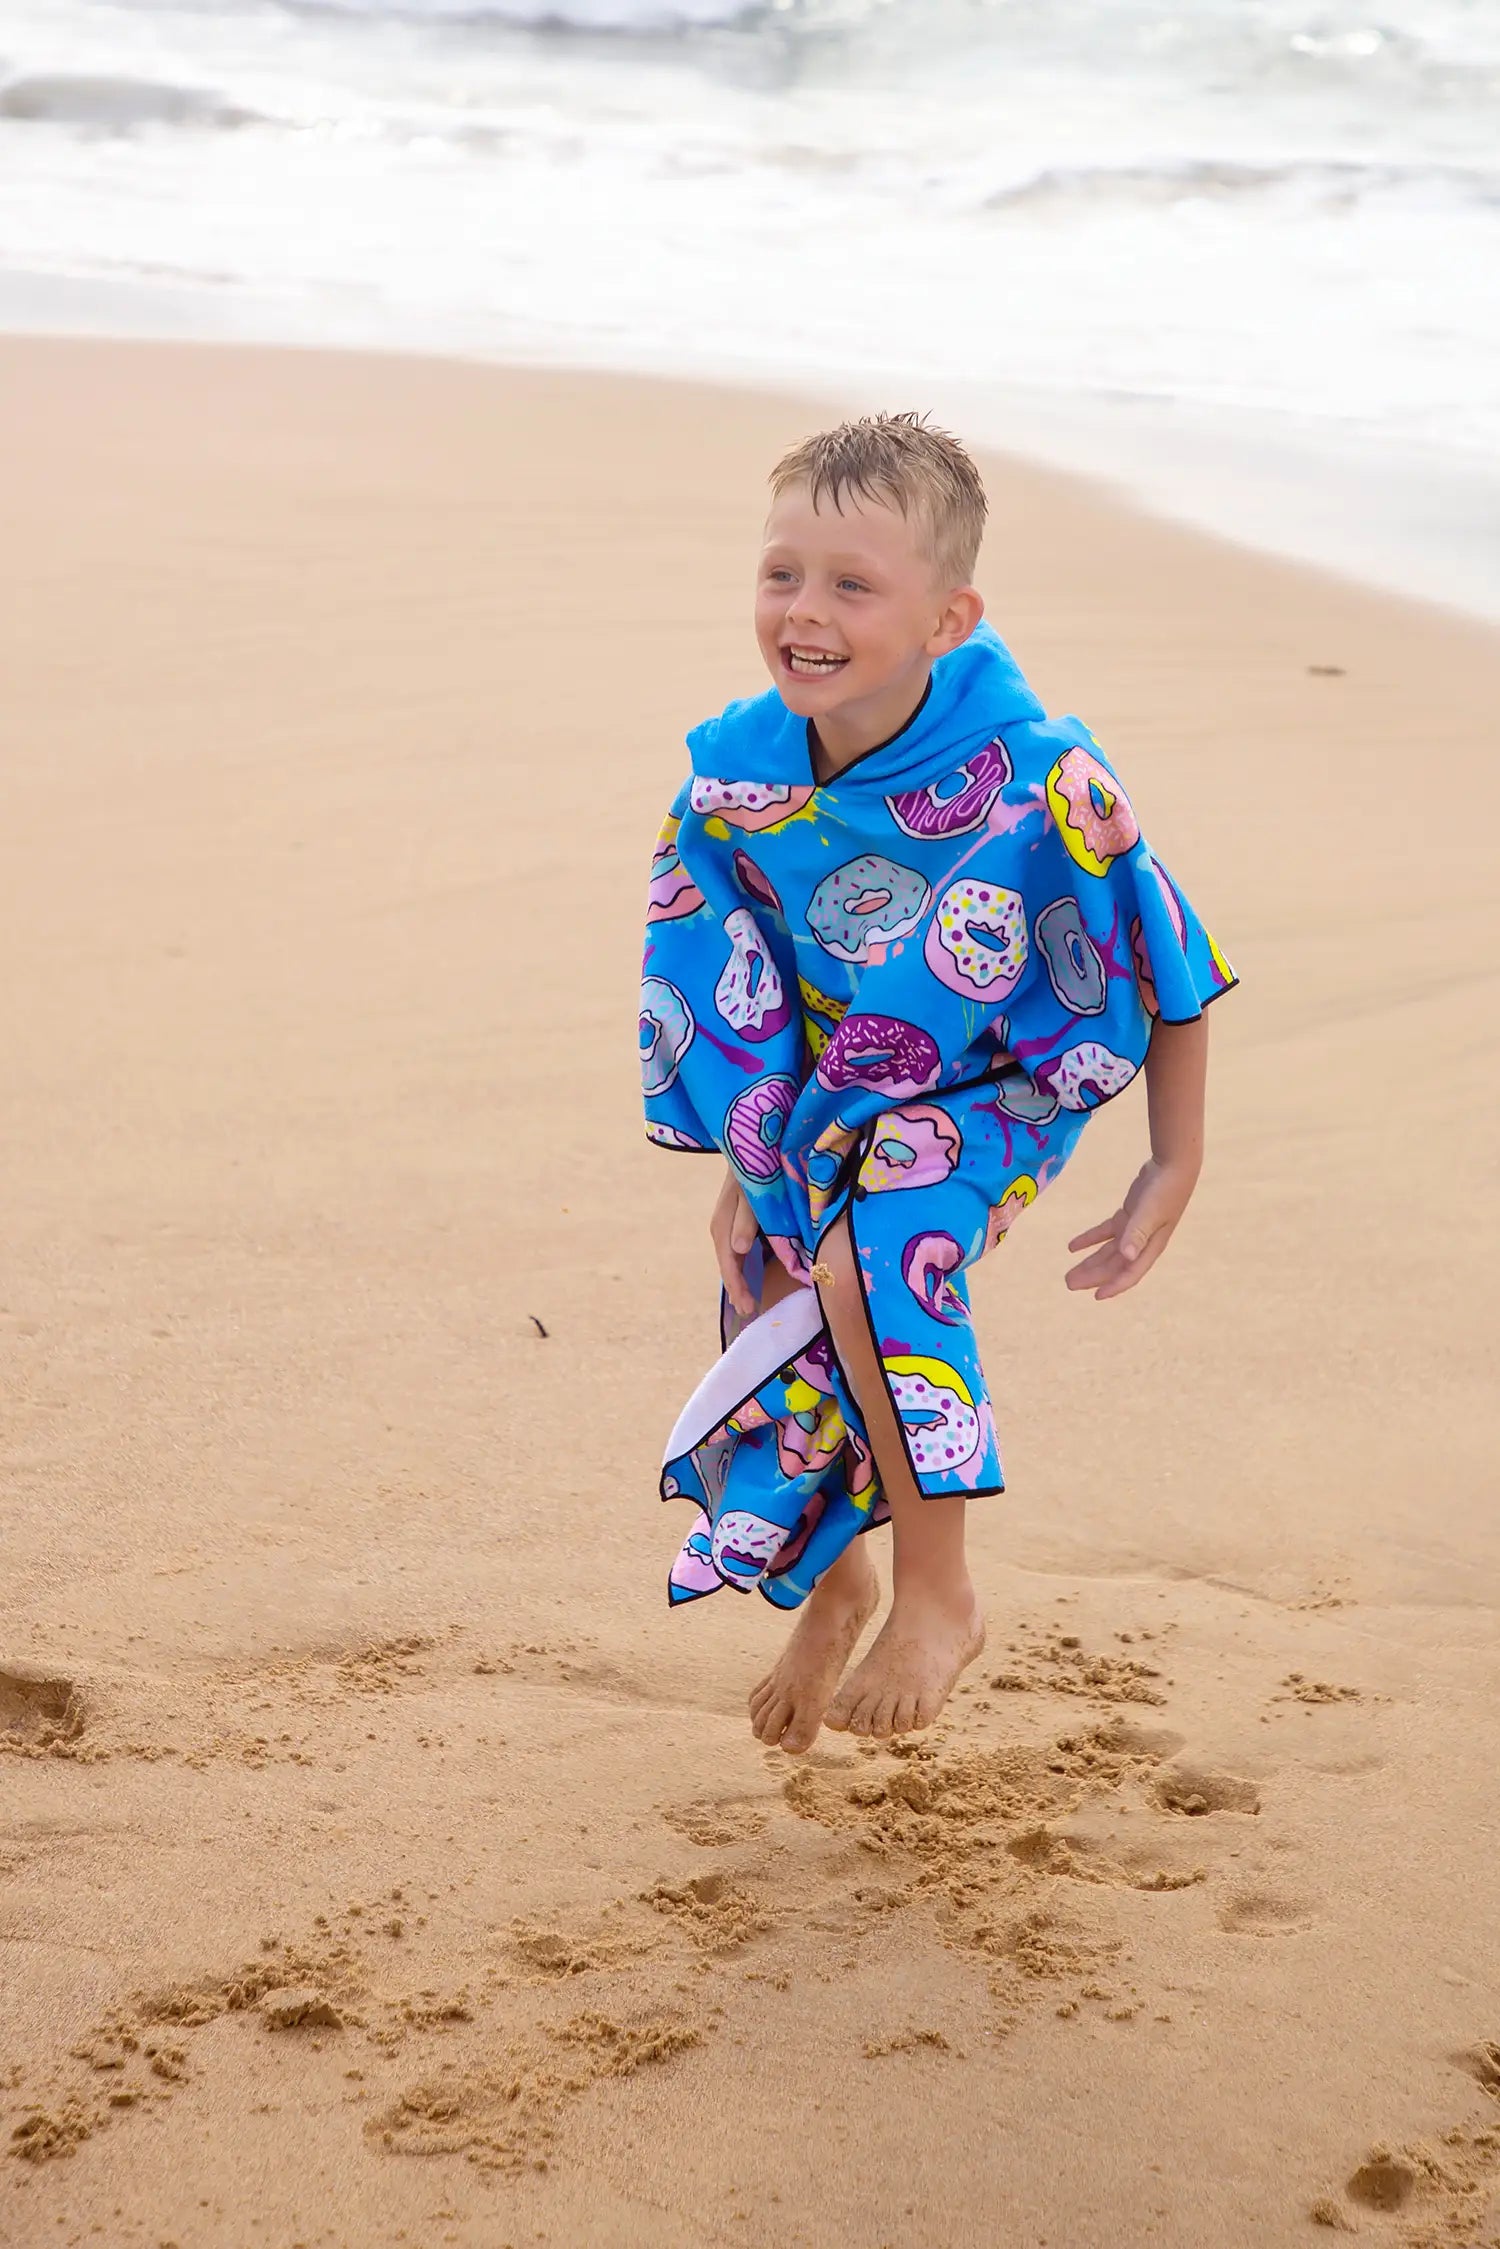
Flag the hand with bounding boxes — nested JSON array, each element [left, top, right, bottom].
[[710, 1166, 760, 1320], [1065, 1157, 1199, 1301]]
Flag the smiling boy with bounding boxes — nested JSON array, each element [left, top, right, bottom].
[[640, 413, 1233, 1753]]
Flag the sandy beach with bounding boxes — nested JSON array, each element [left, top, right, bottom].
[[3, 334, 1499, 2249]]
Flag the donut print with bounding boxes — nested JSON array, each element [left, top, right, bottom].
[[646, 820, 705, 923], [640, 976, 695, 1096], [1036, 895, 1107, 1016], [690, 776, 815, 833], [806, 854, 931, 964], [668, 1512, 723, 1604], [884, 1355, 982, 1476], [806, 1118, 862, 1222], [816, 1012, 942, 1101], [732, 848, 783, 915], [776, 1389, 845, 1482], [988, 1070, 1061, 1126], [983, 1172, 1039, 1252], [646, 1120, 712, 1151], [1035, 1041, 1138, 1111], [711, 1507, 786, 1585], [923, 879, 1029, 1001], [886, 737, 1013, 840], [900, 1232, 968, 1324], [1045, 746, 1140, 877], [857, 1104, 963, 1194], [723, 1072, 798, 1181], [714, 907, 792, 1042]]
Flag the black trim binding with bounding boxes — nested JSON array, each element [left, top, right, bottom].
[[1155, 972, 1240, 1028], [807, 677, 934, 786], [812, 1124, 1005, 1504]]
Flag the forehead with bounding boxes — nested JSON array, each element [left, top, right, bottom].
[[762, 481, 927, 565]]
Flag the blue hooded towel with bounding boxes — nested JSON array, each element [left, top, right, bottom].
[[641, 624, 1234, 1610]]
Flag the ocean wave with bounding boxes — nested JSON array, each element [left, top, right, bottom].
[[0, 73, 261, 132], [278, 0, 776, 27], [985, 156, 1500, 216]]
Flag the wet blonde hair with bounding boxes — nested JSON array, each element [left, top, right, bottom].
[[769, 410, 987, 587]]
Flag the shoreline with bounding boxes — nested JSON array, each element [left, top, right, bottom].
[[3, 265, 1497, 626], [4, 332, 1499, 2248]]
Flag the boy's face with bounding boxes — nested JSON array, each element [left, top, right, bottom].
[[755, 483, 976, 735]]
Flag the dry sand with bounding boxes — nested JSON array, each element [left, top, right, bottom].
[[2, 336, 1498, 2249]]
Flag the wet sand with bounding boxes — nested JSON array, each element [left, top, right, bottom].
[[3, 334, 1499, 2248]]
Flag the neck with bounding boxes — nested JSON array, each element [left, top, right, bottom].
[[810, 663, 933, 779]]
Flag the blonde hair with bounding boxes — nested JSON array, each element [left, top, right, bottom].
[[769, 411, 987, 586]]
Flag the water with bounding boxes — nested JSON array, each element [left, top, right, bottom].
[[3, 0, 1498, 612]]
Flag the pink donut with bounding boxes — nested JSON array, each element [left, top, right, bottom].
[[647, 826, 704, 922], [900, 1231, 967, 1324], [1045, 746, 1140, 877], [714, 908, 791, 1042], [923, 880, 1029, 1000], [886, 738, 1012, 840], [857, 1104, 962, 1193], [724, 1072, 798, 1181], [690, 776, 815, 833], [815, 1012, 941, 1100]]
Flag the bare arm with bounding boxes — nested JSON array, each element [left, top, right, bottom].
[[1064, 1014, 1210, 1301]]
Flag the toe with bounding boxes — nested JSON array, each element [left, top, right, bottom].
[[764, 1695, 800, 1747], [868, 1689, 901, 1739], [890, 1693, 918, 1736], [823, 1685, 855, 1731], [780, 1706, 820, 1756], [748, 1674, 775, 1718]]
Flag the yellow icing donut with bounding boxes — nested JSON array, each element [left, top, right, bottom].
[[1045, 746, 1140, 878]]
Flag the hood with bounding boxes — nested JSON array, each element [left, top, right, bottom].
[[685, 621, 1045, 795]]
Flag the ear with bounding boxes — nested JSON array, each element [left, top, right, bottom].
[[926, 584, 985, 659]]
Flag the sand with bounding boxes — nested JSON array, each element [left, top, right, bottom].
[[2, 335, 1498, 2249]]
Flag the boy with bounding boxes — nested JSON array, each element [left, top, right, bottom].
[[641, 413, 1231, 1754]]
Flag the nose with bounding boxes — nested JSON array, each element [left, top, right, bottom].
[[785, 582, 830, 629]]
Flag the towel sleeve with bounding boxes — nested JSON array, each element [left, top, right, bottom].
[[640, 789, 722, 1154], [992, 729, 1236, 1109]]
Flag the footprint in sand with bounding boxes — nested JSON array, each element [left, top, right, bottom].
[[1344, 2150, 1417, 2211], [0, 1667, 85, 1754], [1150, 1762, 1260, 1818], [661, 1796, 769, 1848], [1215, 1884, 1317, 1936]]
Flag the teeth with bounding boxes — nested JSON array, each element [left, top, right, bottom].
[[787, 649, 846, 671]]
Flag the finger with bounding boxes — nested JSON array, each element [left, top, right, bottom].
[[715, 1240, 757, 1318], [730, 1201, 759, 1257], [1093, 1229, 1171, 1300], [1067, 1215, 1122, 1255], [1064, 1242, 1126, 1291]]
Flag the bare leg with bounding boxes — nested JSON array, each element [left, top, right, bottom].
[[746, 1252, 879, 1754], [816, 1214, 985, 1737]]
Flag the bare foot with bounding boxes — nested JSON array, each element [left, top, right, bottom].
[[748, 1540, 880, 1755], [823, 1580, 985, 1739]]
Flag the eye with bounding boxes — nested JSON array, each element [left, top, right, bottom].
[[764, 567, 796, 585], [837, 577, 869, 594]]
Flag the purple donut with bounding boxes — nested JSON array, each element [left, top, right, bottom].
[[886, 739, 1013, 841], [724, 1073, 798, 1181], [733, 848, 783, 916], [901, 1232, 967, 1324], [816, 1012, 941, 1100]]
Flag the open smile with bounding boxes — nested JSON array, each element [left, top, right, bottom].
[[781, 644, 850, 679]]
